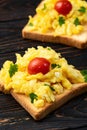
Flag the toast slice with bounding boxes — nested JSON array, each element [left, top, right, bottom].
[[0, 83, 87, 120], [0, 46, 87, 120], [22, 0, 87, 49], [22, 25, 87, 49]]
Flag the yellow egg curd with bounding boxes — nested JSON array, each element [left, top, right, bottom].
[[28, 0, 87, 36], [0, 46, 85, 108]]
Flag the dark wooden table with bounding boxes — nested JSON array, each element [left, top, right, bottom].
[[0, 0, 87, 130]]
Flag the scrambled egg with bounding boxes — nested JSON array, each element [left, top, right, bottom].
[[0, 46, 85, 108], [28, 0, 87, 36]]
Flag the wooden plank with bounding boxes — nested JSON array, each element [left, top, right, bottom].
[[0, 0, 87, 129]]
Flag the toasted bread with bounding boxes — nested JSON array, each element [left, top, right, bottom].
[[0, 46, 87, 120], [22, 0, 87, 49], [22, 25, 87, 49], [0, 83, 87, 120]]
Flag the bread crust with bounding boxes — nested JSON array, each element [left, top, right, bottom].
[[22, 27, 87, 49], [0, 82, 87, 120]]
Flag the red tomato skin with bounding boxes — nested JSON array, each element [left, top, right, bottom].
[[54, 0, 72, 16], [28, 57, 50, 74]]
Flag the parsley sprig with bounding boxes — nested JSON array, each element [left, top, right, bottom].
[[78, 6, 86, 13], [59, 16, 65, 26], [80, 70, 87, 82], [74, 18, 80, 26], [51, 64, 61, 69], [9, 63, 18, 77], [29, 93, 38, 103]]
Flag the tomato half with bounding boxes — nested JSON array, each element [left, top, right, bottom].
[[54, 0, 72, 16], [28, 57, 50, 74]]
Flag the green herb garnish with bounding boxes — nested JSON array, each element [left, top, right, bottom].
[[51, 64, 61, 69], [80, 70, 87, 82], [59, 16, 65, 26], [29, 93, 38, 103], [44, 84, 55, 91], [74, 18, 80, 26], [42, 3, 47, 10], [29, 22, 33, 26], [9, 63, 18, 77], [47, 47, 51, 50], [50, 86, 55, 91], [78, 6, 86, 13], [44, 83, 49, 86]]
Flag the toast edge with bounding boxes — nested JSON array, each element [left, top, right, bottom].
[[11, 83, 87, 120], [0, 82, 87, 120], [22, 27, 87, 49]]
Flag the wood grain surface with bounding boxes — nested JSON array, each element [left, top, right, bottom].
[[0, 0, 87, 130]]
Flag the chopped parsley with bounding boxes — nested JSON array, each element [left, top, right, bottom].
[[78, 6, 86, 13], [51, 64, 61, 69], [50, 86, 55, 91], [59, 16, 65, 26], [44, 84, 55, 91], [74, 18, 80, 26], [80, 70, 87, 82], [29, 93, 38, 103], [29, 22, 33, 26], [47, 47, 51, 50], [9, 63, 18, 77], [44, 83, 49, 86], [42, 3, 47, 10]]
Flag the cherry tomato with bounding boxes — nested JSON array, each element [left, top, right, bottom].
[[28, 57, 50, 74], [54, 0, 72, 16]]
